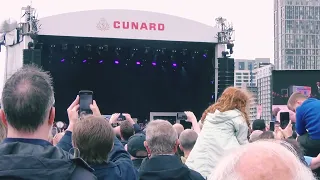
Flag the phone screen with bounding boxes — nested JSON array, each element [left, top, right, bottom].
[[270, 121, 275, 131], [79, 91, 93, 115], [280, 112, 290, 129], [177, 112, 187, 121]]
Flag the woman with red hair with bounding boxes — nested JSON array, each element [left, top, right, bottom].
[[185, 87, 251, 178]]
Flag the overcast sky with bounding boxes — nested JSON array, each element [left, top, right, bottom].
[[0, 0, 273, 62]]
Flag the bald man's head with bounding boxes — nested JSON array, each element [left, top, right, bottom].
[[209, 140, 315, 180], [173, 123, 184, 137], [179, 129, 198, 151]]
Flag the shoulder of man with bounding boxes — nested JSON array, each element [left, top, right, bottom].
[[69, 158, 97, 180], [189, 169, 206, 180], [70, 166, 97, 180]]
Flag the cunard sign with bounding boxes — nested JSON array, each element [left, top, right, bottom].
[[97, 18, 165, 31]]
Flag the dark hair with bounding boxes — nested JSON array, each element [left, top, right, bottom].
[[1, 65, 54, 132], [72, 115, 114, 164], [282, 139, 307, 166], [259, 131, 275, 140], [120, 120, 134, 141]]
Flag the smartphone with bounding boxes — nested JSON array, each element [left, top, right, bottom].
[[79, 90, 93, 115], [270, 121, 275, 131], [117, 113, 126, 121], [177, 112, 187, 121], [280, 112, 290, 129]]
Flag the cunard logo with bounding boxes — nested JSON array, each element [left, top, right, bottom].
[[97, 18, 110, 31]]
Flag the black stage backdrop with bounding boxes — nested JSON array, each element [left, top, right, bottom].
[[272, 70, 320, 105], [40, 37, 214, 122]]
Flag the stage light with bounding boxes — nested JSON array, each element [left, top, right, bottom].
[[182, 49, 187, 56], [62, 44, 68, 51], [103, 45, 109, 52], [145, 47, 150, 54], [131, 48, 138, 58], [60, 59, 65, 62], [114, 60, 119, 64], [203, 50, 208, 58], [161, 48, 166, 55], [82, 60, 87, 63], [136, 61, 141, 65], [85, 44, 92, 52], [99, 60, 104, 64], [73, 45, 80, 55], [192, 51, 199, 59], [172, 63, 177, 67], [49, 45, 55, 54], [152, 62, 156, 66]]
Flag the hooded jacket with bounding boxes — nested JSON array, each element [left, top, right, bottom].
[[186, 109, 249, 178], [0, 138, 96, 180], [139, 155, 204, 180]]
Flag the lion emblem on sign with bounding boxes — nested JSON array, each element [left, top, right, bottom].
[[97, 18, 110, 31]]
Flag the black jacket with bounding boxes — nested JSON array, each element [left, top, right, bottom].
[[139, 155, 204, 180], [0, 138, 96, 180]]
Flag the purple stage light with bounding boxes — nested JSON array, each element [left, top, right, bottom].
[[172, 63, 177, 67], [136, 61, 141, 65], [203, 54, 207, 58], [152, 62, 156, 66], [114, 60, 119, 64], [60, 59, 65, 62], [82, 60, 87, 63], [99, 60, 103, 64]]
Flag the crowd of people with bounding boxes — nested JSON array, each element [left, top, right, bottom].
[[0, 65, 320, 179]]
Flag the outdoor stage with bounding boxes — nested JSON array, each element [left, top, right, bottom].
[[2, 9, 228, 122]]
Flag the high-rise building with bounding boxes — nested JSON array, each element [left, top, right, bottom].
[[234, 58, 270, 87], [256, 64, 274, 122], [274, 0, 320, 70], [234, 58, 270, 121]]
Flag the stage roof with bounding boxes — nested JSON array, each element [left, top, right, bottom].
[[38, 9, 219, 43]]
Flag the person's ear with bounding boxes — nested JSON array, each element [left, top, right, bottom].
[[179, 144, 184, 151], [173, 140, 179, 153], [48, 107, 55, 126], [0, 109, 8, 127], [144, 141, 151, 155]]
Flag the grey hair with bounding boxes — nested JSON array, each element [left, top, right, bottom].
[[209, 140, 316, 180], [145, 120, 178, 155], [1, 65, 55, 132], [179, 129, 198, 151]]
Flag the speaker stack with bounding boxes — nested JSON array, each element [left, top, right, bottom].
[[217, 57, 235, 98]]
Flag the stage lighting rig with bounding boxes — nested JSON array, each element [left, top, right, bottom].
[[216, 17, 235, 55]]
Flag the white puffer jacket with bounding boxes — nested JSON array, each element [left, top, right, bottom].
[[185, 109, 249, 178]]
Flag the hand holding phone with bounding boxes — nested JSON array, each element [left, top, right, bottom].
[[79, 90, 93, 115], [270, 121, 275, 131], [280, 112, 290, 129]]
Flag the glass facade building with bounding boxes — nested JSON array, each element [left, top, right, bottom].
[[274, 0, 320, 70]]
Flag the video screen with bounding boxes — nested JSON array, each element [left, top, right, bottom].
[[272, 70, 320, 105]]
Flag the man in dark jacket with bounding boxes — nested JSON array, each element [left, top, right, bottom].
[[139, 120, 204, 180], [70, 114, 137, 180], [0, 65, 96, 180]]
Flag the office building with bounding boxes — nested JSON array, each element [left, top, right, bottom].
[[256, 64, 274, 122], [241, 85, 258, 123], [274, 0, 320, 70], [234, 58, 270, 87]]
